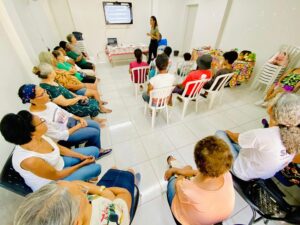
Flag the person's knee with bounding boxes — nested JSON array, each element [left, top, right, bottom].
[[84, 146, 100, 158], [89, 163, 101, 177]]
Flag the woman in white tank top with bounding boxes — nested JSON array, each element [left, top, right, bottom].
[[0, 110, 101, 191]]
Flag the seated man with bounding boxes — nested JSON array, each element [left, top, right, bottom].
[[164, 136, 235, 225], [201, 51, 238, 98], [216, 93, 300, 181], [13, 167, 141, 225], [142, 53, 175, 103], [173, 54, 212, 96]]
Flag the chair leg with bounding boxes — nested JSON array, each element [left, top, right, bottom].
[[151, 109, 156, 128], [181, 99, 189, 119], [248, 207, 256, 225], [135, 84, 138, 99], [166, 106, 169, 124], [144, 103, 147, 115], [208, 93, 216, 109]]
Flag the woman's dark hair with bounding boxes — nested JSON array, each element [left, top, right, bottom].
[[240, 50, 251, 55], [134, 48, 142, 63], [0, 110, 35, 145], [59, 41, 67, 50], [53, 46, 61, 51], [194, 136, 233, 177], [151, 16, 158, 28], [52, 50, 61, 59], [183, 52, 192, 61], [223, 51, 238, 64], [163, 46, 172, 57], [156, 53, 169, 71]]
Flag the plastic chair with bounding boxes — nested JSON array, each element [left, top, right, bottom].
[[0, 153, 32, 196], [206, 73, 234, 109], [130, 66, 149, 99], [176, 78, 209, 119], [176, 61, 195, 82], [231, 172, 300, 225], [144, 86, 175, 128]]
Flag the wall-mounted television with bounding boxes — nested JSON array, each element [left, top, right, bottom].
[[103, 1, 133, 25]]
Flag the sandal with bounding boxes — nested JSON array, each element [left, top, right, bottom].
[[96, 148, 112, 160], [167, 155, 175, 168]]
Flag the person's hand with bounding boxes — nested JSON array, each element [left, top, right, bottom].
[[78, 118, 88, 127], [70, 68, 77, 73], [146, 33, 151, 36], [80, 156, 95, 165], [76, 95, 88, 101], [164, 168, 175, 181]]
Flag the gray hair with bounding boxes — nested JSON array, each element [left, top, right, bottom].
[[38, 51, 53, 65], [14, 183, 80, 225], [32, 63, 54, 79], [273, 93, 300, 154]]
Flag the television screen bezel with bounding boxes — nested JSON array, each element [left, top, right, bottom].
[[102, 1, 133, 25]]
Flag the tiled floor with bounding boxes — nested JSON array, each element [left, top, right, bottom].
[[1, 61, 292, 225]]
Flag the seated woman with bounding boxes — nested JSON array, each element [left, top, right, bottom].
[[65, 41, 95, 71], [261, 68, 300, 105], [67, 33, 90, 59], [216, 93, 300, 181], [0, 111, 101, 191], [129, 48, 149, 84], [201, 51, 238, 98], [164, 136, 234, 225], [173, 54, 212, 96], [34, 63, 111, 121], [14, 167, 141, 225], [52, 50, 96, 84], [18, 84, 112, 159], [39, 51, 110, 113]]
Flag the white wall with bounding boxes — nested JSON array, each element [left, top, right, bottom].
[[187, 0, 229, 50], [219, 0, 300, 71], [48, 0, 75, 39]]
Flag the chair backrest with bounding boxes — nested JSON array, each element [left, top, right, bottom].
[[0, 152, 32, 196], [182, 78, 209, 99], [258, 62, 285, 85], [280, 44, 300, 69], [131, 66, 149, 84], [149, 86, 174, 109], [208, 73, 234, 92], [177, 61, 195, 78]]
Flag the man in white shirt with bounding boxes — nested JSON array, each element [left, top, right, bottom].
[[142, 53, 175, 103]]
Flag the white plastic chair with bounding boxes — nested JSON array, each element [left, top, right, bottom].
[[130, 66, 149, 98], [176, 78, 209, 119], [144, 86, 174, 128], [176, 61, 195, 82], [206, 73, 234, 109]]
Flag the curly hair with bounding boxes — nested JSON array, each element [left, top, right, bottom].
[[272, 93, 300, 154], [194, 136, 233, 177]]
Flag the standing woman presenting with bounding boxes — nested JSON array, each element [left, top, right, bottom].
[[147, 16, 160, 64]]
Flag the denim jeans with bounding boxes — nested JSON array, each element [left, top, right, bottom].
[[97, 169, 135, 219], [142, 92, 150, 103], [61, 119, 101, 149], [62, 146, 101, 181], [167, 176, 177, 206], [215, 130, 241, 159]]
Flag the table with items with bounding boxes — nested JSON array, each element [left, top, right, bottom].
[[106, 44, 148, 66]]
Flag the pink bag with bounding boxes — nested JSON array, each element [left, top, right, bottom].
[[268, 51, 289, 67]]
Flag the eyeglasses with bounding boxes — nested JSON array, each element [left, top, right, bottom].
[[35, 118, 46, 127]]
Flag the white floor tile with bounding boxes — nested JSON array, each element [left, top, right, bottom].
[[141, 130, 175, 159], [109, 120, 138, 144], [132, 161, 163, 205], [163, 124, 197, 148], [131, 196, 177, 225], [113, 138, 148, 168]]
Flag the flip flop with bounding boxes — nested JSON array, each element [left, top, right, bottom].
[[167, 155, 174, 168], [96, 148, 112, 160]]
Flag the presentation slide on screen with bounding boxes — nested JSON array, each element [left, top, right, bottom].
[[104, 4, 132, 24]]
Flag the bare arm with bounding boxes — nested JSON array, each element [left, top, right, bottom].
[[226, 130, 239, 143], [21, 157, 91, 180], [52, 95, 86, 107], [164, 167, 198, 180], [58, 144, 90, 160], [147, 83, 153, 95]]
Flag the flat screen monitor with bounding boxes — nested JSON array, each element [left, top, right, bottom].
[[103, 2, 133, 25]]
